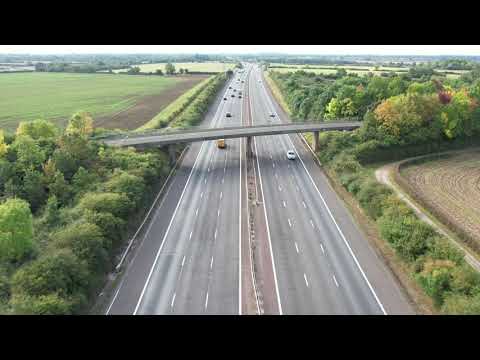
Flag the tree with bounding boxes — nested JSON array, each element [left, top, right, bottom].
[[0, 130, 8, 157], [78, 192, 132, 219], [178, 68, 185, 74], [165, 62, 176, 75], [0, 198, 34, 263], [10, 135, 46, 171], [16, 119, 58, 140], [127, 66, 141, 75], [52, 222, 107, 272], [21, 169, 47, 212], [155, 69, 163, 75], [11, 249, 89, 301], [11, 292, 73, 315], [65, 112, 94, 137], [48, 170, 71, 207], [104, 169, 146, 206], [43, 195, 60, 228], [72, 167, 98, 196]]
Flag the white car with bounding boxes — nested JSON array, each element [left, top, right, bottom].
[[287, 150, 296, 160]]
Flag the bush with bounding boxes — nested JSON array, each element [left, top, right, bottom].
[[426, 239, 465, 265], [11, 249, 89, 299], [355, 181, 392, 220], [331, 152, 362, 175], [51, 222, 108, 273], [0, 198, 34, 263], [104, 169, 146, 206], [11, 292, 74, 315], [378, 211, 432, 262], [441, 293, 480, 314], [416, 259, 455, 307], [78, 192, 132, 219], [82, 210, 126, 247]]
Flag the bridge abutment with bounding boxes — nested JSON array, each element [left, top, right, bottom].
[[312, 131, 320, 152], [168, 145, 177, 165]]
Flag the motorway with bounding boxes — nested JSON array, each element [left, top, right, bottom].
[[106, 68, 248, 314], [105, 63, 414, 315]]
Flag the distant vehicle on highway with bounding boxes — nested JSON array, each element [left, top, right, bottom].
[[223, 97, 227, 101], [287, 150, 296, 160], [241, 80, 245, 83], [226, 112, 232, 117], [238, 95, 242, 99], [229, 86, 232, 89], [270, 113, 275, 117], [233, 89, 236, 92], [217, 139, 226, 149], [231, 94, 235, 97]]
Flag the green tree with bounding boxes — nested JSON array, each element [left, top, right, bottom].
[[11, 292, 73, 315], [155, 69, 163, 75], [43, 195, 60, 228], [48, 170, 71, 207], [65, 112, 94, 137], [10, 135, 46, 171], [22, 169, 47, 212], [52, 222, 108, 272], [0, 198, 34, 263], [104, 170, 146, 206], [16, 119, 58, 140], [165, 62, 176, 75], [11, 249, 89, 301], [72, 167, 98, 196], [78, 192, 132, 219]]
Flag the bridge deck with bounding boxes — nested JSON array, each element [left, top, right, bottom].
[[103, 121, 361, 148]]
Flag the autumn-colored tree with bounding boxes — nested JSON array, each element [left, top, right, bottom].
[[65, 112, 94, 137]]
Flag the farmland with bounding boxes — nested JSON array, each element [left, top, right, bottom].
[[267, 63, 468, 78], [399, 150, 480, 250], [112, 61, 236, 74], [0, 72, 207, 131]]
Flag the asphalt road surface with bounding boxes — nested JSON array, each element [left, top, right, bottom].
[[106, 68, 248, 314], [105, 63, 414, 315]]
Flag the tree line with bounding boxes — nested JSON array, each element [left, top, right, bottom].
[[269, 61, 480, 313], [0, 115, 171, 314]]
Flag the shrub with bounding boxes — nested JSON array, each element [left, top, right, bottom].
[[441, 293, 480, 314], [11, 293, 74, 315], [355, 181, 392, 220], [416, 259, 455, 307], [78, 192, 132, 219], [82, 210, 126, 247], [104, 169, 146, 206], [11, 249, 89, 299], [51, 222, 108, 273], [426, 239, 465, 265], [0, 198, 34, 263]]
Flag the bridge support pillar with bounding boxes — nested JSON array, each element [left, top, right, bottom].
[[312, 131, 320, 152], [246, 136, 253, 157], [168, 145, 176, 165]]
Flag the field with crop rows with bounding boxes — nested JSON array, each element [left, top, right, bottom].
[[0, 72, 207, 131], [400, 150, 480, 247]]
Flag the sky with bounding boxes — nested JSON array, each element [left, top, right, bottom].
[[0, 45, 479, 56]]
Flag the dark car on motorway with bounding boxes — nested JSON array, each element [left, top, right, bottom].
[[226, 112, 232, 117]]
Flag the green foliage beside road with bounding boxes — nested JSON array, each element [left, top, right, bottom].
[[0, 114, 171, 314], [137, 72, 229, 131], [269, 67, 480, 314]]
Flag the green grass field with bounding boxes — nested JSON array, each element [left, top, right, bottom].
[[268, 63, 467, 78], [113, 62, 235, 74], [0, 72, 193, 132]]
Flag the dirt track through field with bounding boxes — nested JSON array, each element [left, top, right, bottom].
[[95, 75, 207, 130]]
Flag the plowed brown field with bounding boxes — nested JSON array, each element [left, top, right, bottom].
[[400, 150, 480, 247]]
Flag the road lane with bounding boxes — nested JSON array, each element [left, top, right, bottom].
[[107, 68, 249, 314], [249, 65, 389, 314]]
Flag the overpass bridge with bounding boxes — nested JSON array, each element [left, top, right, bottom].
[[102, 121, 361, 159]]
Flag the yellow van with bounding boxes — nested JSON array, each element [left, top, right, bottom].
[[217, 139, 226, 149]]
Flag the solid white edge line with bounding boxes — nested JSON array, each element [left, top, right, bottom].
[[250, 72, 283, 315], [295, 242, 299, 253], [171, 292, 176, 307], [261, 72, 387, 315], [132, 75, 235, 315], [205, 292, 209, 309], [321, 244, 325, 254], [132, 141, 207, 315]]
